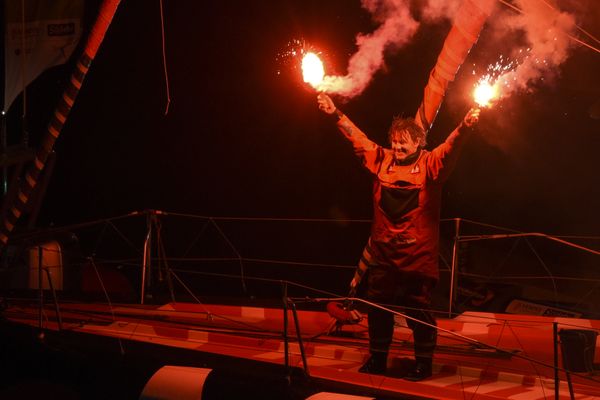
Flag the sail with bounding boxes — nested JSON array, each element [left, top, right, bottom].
[[3, 0, 84, 111]]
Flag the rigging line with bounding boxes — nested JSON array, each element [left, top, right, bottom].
[[572, 282, 600, 310], [557, 235, 600, 241], [170, 268, 343, 298], [456, 238, 523, 311], [497, 0, 521, 14], [127, 305, 289, 336], [441, 217, 522, 233], [51, 308, 115, 324], [208, 218, 247, 294], [57, 302, 279, 337], [505, 322, 549, 398], [241, 257, 355, 270], [534, 0, 600, 45], [460, 237, 522, 311], [168, 269, 211, 315], [444, 218, 600, 240], [460, 272, 600, 283], [182, 219, 210, 258], [469, 310, 600, 332], [166, 271, 315, 335], [163, 210, 372, 223], [497, 0, 600, 55], [13, 211, 598, 240], [457, 366, 468, 400], [467, 319, 510, 400], [20, 0, 27, 137], [11, 211, 144, 241], [123, 255, 355, 270], [459, 232, 600, 256], [89, 257, 125, 355], [91, 221, 110, 257], [438, 239, 452, 272], [316, 296, 600, 383], [159, 0, 171, 115], [572, 24, 600, 46], [106, 219, 144, 255], [523, 237, 559, 308], [489, 235, 522, 275], [544, 234, 600, 240], [443, 308, 593, 330], [164, 311, 282, 335], [208, 215, 372, 223], [568, 34, 600, 54]]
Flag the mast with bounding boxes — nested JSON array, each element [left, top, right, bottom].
[[0, 0, 122, 250], [415, 0, 495, 132]]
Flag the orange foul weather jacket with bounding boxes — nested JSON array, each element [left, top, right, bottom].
[[336, 115, 472, 282]]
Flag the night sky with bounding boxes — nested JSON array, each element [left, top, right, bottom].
[[3, 6, 600, 395], [7, 0, 600, 237]]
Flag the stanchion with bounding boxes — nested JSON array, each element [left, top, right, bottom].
[[448, 218, 461, 318], [553, 322, 559, 400], [37, 245, 44, 339], [290, 300, 309, 376], [283, 281, 289, 373]]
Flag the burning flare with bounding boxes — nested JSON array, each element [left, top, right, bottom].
[[473, 77, 498, 107], [302, 52, 324, 89]]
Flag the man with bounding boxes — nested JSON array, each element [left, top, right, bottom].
[[317, 93, 480, 381]]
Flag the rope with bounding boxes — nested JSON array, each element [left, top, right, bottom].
[[158, 0, 171, 115], [497, 0, 600, 55], [89, 256, 125, 355], [311, 296, 600, 384]]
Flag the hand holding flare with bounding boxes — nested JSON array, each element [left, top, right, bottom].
[[317, 92, 336, 114], [463, 107, 481, 128]]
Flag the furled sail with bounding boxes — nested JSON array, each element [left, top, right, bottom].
[[3, 0, 84, 111]]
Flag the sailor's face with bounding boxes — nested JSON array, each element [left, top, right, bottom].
[[391, 130, 420, 162]]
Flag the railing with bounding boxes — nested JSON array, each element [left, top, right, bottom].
[[446, 217, 600, 318], [4, 209, 600, 319], [4, 212, 600, 399]]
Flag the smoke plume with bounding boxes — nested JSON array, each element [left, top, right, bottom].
[[320, 0, 419, 98], [492, 0, 577, 98], [320, 0, 583, 101]]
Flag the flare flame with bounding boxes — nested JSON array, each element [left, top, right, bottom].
[[473, 77, 498, 108], [301, 52, 325, 89]]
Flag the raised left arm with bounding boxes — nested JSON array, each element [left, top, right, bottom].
[[427, 107, 481, 182]]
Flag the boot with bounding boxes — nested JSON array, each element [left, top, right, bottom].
[[358, 352, 387, 375], [403, 359, 432, 381]]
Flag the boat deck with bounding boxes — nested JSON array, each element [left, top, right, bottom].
[[3, 300, 600, 399]]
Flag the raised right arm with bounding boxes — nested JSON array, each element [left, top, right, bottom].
[[317, 93, 382, 173]]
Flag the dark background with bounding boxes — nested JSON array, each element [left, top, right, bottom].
[[1, 3, 599, 397], [4, 0, 600, 255], [9, 0, 600, 234]]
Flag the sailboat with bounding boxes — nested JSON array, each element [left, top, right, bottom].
[[1, 1, 599, 399]]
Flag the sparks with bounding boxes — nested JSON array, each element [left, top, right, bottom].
[[275, 40, 330, 91], [473, 48, 532, 107], [301, 52, 324, 89], [473, 77, 498, 108]]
